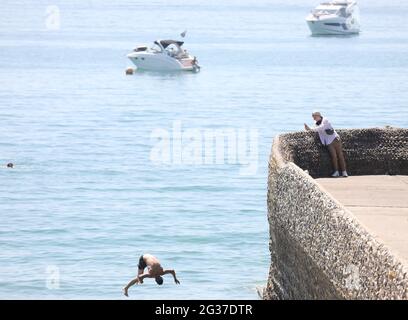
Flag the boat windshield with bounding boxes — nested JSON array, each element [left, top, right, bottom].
[[151, 43, 163, 53], [313, 8, 339, 15], [165, 43, 182, 56]]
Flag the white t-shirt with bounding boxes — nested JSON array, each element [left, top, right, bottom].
[[311, 118, 339, 146]]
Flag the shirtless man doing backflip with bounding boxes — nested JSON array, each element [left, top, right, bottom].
[[123, 254, 180, 297]]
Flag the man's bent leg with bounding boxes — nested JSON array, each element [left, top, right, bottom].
[[334, 139, 347, 172], [327, 142, 339, 172]]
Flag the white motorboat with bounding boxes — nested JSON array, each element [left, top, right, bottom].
[[127, 39, 200, 72], [306, 1, 360, 35]]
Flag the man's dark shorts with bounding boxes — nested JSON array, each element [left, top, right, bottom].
[[138, 255, 147, 270]]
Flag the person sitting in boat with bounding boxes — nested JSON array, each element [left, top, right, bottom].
[[304, 111, 348, 177]]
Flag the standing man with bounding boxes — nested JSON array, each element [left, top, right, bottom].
[[123, 254, 180, 297], [304, 111, 348, 177]]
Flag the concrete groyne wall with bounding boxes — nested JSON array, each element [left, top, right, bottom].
[[277, 128, 408, 178], [264, 128, 408, 299]]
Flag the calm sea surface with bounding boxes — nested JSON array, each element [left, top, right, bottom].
[[0, 0, 407, 299]]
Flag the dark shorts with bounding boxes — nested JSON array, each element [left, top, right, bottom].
[[138, 255, 147, 270]]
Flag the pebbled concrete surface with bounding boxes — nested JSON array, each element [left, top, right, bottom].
[[318, 175, 408, 264]]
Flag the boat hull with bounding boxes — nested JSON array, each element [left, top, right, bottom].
[[127, 52, 197, 72], [306, 18, 360, 35]]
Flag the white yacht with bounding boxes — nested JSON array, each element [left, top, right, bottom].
[[127, 39, 200, 72], [306, 1, 360, 35]]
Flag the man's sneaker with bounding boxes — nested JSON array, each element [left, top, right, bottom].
[[331, 171, 340, 177], [342, 171, 349, 177]]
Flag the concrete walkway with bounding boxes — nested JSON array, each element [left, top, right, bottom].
[[317, 175, 408, 264]]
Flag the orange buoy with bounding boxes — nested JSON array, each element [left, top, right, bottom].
[[125, 67, 134, 75]]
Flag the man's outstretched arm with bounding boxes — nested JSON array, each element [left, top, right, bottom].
[[137, 273, 151, 283], [164, 269, 180, 284], [123, 273, 150, 296]]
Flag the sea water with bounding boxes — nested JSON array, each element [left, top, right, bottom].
[[0, 0, 407, 299]]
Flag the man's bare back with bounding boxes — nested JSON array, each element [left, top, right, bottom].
[[123, 254, 180, 297], [143, 254, 162, 273]]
